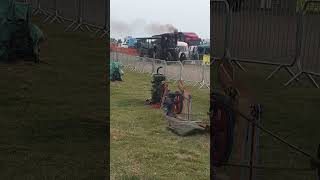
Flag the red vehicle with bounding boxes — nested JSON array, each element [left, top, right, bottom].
[[178, 32, 202, 46]]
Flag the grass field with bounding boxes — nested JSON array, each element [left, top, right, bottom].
[[0, 17, 108, 179], [213, 62, 320, 180], [110, 71, 210, 180], [1, 11, 319, 180]]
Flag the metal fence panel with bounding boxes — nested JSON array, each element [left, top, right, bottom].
[[126, 55, 137, 71], [82, 0, 105, 27], [39, 0, 54, 14], [120, 53, 130, 70], [182, 60, 203, 86], [212, 0, 298, 65], [134, 56, 144, 73], [211, 0, 228, 58], [229, 8, 297, 64], [30, 0, 37, 8], [203, 64, 210, 87], [153, 59, 167, 75], [56, 0, 77, 20], [110, 51, 119, 62], [113, 54, 211, 87], [166, 61, 183, 81], [143, 58, 154, 74], [300, 10, 320, 75]]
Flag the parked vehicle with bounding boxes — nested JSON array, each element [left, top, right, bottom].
[[123, 36, 137, 48], [177, 41, 189, 61], [177, 32, 202, 46]]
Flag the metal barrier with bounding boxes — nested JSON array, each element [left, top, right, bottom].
[[110, 52, 210, 89], [143, 57, 155, 75], [285, 1, 320, 88], [30, 0, 108, 36], [153, 59, 167, 75], [56, 0, 77, 22], [201, 63, 211, 89], [166, 61, 183, 82], [120, 53, 130, 70], [182, 60, 204, 87], [211, 0, 320, 87], [133, 56, 144, 73]]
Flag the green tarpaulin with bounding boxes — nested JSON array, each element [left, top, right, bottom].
[[0, 0, 45, 61], [110, 61, 123, 81]]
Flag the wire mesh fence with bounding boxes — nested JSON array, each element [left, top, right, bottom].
[[111, 51, 210, 89]]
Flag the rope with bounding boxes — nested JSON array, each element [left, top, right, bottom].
[[238, 112, 314, 159]]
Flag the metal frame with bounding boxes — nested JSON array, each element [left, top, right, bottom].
[[65, 0, 91, 32], [212, 0, 320, 88], [111, 52, 210, 89], [32, 0, 49, 16], [42, 0, 64, 24], [284, 0, 320, 88]]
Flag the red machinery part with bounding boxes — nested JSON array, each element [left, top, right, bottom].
[[173, 93, 183, 114], [211, 92, 236, 167]]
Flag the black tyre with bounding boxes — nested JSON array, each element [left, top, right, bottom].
[[180, 53, 187, 62]]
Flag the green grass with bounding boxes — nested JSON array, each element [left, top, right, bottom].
[[213, 62, 320, 180], [0, 17, 107, 179], [110, 71, 210, 180]]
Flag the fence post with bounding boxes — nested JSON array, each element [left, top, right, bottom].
[[199, 62, 209, 89], [179, 61, 183, 82], [317, 144, 320, 180]]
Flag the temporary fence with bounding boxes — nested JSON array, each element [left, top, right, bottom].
[[211, 0, 320, 88], [153, 59, 167, 76], [111, 51, 210, 89], [166, 61, 183, 82], [284, 1, 320, 88], [182, 60, 205, 87], [202, 63, 211, 88], [26, 0, 108, 37], [143, 58, 155, 75]]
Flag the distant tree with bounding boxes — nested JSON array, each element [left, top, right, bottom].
[[117, 39, 122, 45], [110, 38, 117, 44]]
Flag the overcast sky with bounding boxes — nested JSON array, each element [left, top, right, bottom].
[[110, 0, 209, 40]]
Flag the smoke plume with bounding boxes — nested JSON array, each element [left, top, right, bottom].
[[110, 19, 178, 38], [145, 23, 178, 34]]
